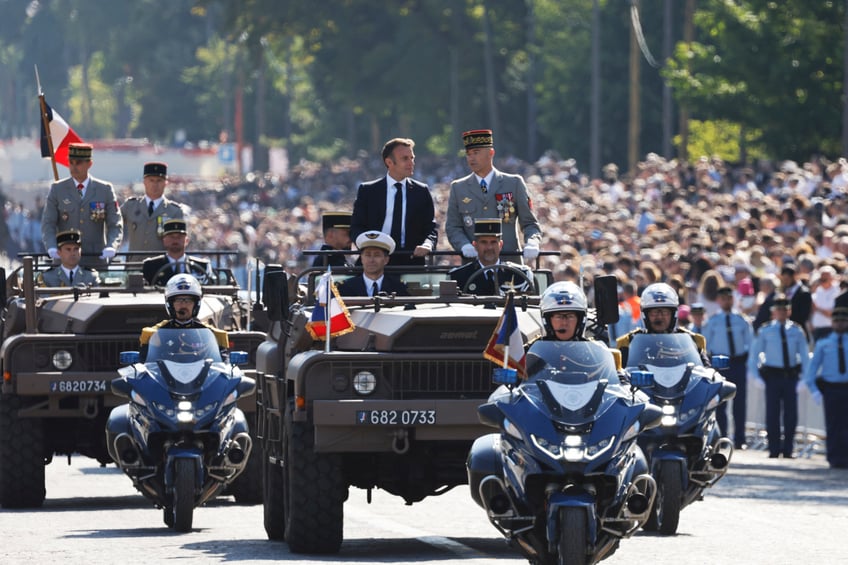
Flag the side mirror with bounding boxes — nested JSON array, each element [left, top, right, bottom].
[[110, 377, 130, 398], [477, 402, 502, 429], [237, 376, 256, 398], [493, 367, 519, 386], [230, 351, 249, 366], [639, 403, 664, 430], [594, 275, 620, 326], [119, 351, 140, 365], [262, 265, 288, 322], [711, 354, 729, 370], [630, 370, 655, 389]]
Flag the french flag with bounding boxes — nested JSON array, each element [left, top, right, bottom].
[[483, 293, 527, 378], [306, 271, 355, 340], [40, 99, 83, 167]]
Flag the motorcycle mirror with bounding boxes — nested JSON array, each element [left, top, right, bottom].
[[119, 351, 140, 365], [593, 275, 620, 326], [477, 402, 502, 429], [711, 354, 729, 370], [629, 370, 654, 389], [110, 377, 131, 398], [230, 351, 249, 366], [639, 403, 664, 430], [237, 376, 256, 398], [492, 368, 519, 386]]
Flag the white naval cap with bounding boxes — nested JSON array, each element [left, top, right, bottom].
[[355, 230, 396, 254]]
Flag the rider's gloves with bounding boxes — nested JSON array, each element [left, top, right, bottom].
[[522, 241, 540, 261]]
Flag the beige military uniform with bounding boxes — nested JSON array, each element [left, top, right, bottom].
[[120, 197, 184, 261]]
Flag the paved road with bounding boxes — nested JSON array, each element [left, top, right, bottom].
[[2, 448, 846, 564]]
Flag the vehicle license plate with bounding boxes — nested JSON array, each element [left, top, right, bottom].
[[356, 409, 437, 425], [50, 380, 108, 393]]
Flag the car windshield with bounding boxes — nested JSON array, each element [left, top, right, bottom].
[[626, 333, 703, 369], [524, 341, 619, 385], [146, 328, 222, 363]]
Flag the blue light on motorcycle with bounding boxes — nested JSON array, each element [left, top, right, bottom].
[[711, 354, 729, 370], [120, 351, 140, 365], [630, 370, 654, 388], [493, 368, 519, 385], [230, 351, 249, 365]]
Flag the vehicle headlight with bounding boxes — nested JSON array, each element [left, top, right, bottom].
[[353, 371, 377, 395], [586, 436, 615, 460], [661, 404, 678, 427], [52, 350, 73, 370]]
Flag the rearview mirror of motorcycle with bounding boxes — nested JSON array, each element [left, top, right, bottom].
[[493, 368, 519, 386], [629, 369, 654, 389], [639, 403, 664, 430], [119, 351, 140, 365], [230, 351, 249, 365], [593, 274, 620, 326], [477, 402, 503, 429], [711, 354, 729, 370], [110, 377, 131, 398]]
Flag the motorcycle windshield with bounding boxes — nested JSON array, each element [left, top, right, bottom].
[[146, 328, 223, 365], [524, 341, 620, 414], [626, 333, 702, 388]]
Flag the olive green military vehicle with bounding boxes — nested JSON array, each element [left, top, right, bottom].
[[255, 262, 554, 554], [0, 256, 266, 508]]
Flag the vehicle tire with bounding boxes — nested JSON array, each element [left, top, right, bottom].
[[0, 394, 46, 508], [650, 460, 683, 535], [263, 453, 286, 540], [283, 402, 346, 553], [557, 507, 588, 565], [172, 458, 196, 532], [229, 429, 263, 505]]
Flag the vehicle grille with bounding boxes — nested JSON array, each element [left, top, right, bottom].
[[327, 358, 497, 400], [75, 339, 140, 371]]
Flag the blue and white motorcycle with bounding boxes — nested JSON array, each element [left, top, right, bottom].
[[467, 340, 662, 565], [106, 327, 255, 532], [625, 333, 736, 535]]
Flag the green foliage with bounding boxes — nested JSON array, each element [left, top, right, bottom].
[[679, 119, 767, 163]]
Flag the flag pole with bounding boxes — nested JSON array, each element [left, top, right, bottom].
[[35, 65, 59, 181], [324, 267, 332, 353]]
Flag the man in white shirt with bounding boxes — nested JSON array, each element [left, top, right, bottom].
[[811, 265, 841, 341]]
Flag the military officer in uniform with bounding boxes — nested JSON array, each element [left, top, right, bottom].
[[446, 129, 542, 262], [120, 161, 184, 261], [36, 229, 101, 287], [449, 218, 534, 296], [802, 306, 848, 468], [336, 231, 409, 297], [747, 294, 810, 458], [311, 211, 352, 268], [41, 143, 123, 268], [142, 219, 214, 286], [702, 285, 755, 448]]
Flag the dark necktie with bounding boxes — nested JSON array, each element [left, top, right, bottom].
[[480, 178, 488, 193], [148, 200, 155, 216], [371, 281, 379, 297], [68, 270, 74, 285], [780, 324, 790, 368], [391, 182, 403, 247], [77, 182, 84, 194], [839, 334, 846, 374], [725, 313, 737, 357]]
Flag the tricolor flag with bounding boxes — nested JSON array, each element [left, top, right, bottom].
[[306, 271, 355, 340], [483, 293, 527, 378], [40, 99, 83, 167]]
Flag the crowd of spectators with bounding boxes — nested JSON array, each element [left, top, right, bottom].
[[4, 150, 848, 336]]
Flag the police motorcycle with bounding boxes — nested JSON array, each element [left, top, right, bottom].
[[625, 332, 736, 535], [106, 328, 255, 532], [467, 278, 663, 565]]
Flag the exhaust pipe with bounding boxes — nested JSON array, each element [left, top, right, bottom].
[[223, 432, 252, 467], [479, 475, 514, 516], [710, 453, 728, 469], [625, 492, 650, 515], [113, 433, 142, 467], [226, 446, 245, 465]]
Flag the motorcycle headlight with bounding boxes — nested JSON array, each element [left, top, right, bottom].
[[52, 350, 73, 370], [531, 434, 563, 459], [585, 436, 615, 460], [661, 404, 678, 427], [678, 406, 700, 425]]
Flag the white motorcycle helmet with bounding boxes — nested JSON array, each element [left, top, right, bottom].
[[164, 274, 203, 319], [540, 281, 588, 339], [640, 282, 679, 332]]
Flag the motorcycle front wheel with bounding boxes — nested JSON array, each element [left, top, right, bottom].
[[647, 460, 683, 535], [172, 458, 196, 532], [557, 507, 588, 565]]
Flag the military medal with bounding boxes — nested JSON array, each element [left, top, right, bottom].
[[464, 215, 474, 227], [157, 216, 164, 236], [61, 212, 69, 221], [90, 202, 106, 222]]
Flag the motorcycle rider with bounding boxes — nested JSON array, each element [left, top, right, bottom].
[[616, 282, 708, 367], [539, 281, 590, 341], [138, 274, 229, 361]]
